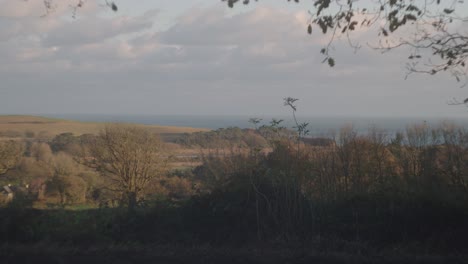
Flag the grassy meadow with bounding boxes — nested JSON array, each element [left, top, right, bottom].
[[0, 115, 209, 139]]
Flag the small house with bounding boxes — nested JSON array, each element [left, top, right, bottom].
[[1, 185, 14, 203]]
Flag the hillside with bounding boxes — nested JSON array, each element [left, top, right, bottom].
[[0, 115, 210, 139]]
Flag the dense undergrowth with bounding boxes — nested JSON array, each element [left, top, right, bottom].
[[1, 190, 467, 255]]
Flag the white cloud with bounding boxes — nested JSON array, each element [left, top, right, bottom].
[[160, 6, 312, 47], [42, 11, 157, 47]]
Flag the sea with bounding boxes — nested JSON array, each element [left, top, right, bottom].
[[45, 114, 468, 138]]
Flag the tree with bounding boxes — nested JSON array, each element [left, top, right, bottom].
[[50, 133, 78, 153], [0, 140, 24, 176], [88, 124, 166, 211], [39, 0, 117, 17], [225, 0, 468, 83], [47, 152, 86, 205]]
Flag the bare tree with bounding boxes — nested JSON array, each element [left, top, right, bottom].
[[89, 124, 167, 211], [39, 0, 117, 17]]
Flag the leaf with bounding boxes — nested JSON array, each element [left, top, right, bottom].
[[318, 19, 328, 34], [320, 48, 326, 54], [111, 3, 118, 12], [382, 29, 388, 36], [388, 10, 398, 19], [405, 14, 417, 21], [328, 57, 335, 67], [389, 20, 399, 32], [406, 5, 419, 12], [316, 0, 331, 16], [307, 24, 312, 34], [443, 9, 454, 14]]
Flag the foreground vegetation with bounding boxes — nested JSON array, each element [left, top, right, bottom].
[[1, 115, 468, 262]]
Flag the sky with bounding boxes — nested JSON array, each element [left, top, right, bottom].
[[0, 0, 467, 118]]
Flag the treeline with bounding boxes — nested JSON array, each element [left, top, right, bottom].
[[0, 133, 107, 207], [189, 122, 468, 249], [175, 127, 269, 148]]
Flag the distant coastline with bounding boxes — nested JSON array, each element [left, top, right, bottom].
[[40, 113, 468, 137]]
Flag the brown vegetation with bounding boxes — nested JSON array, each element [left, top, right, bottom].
[[1, 116, 468, 260], [0, 115, 209, 140], [0, 140, 23, 175], [86, 124, 168, 211]]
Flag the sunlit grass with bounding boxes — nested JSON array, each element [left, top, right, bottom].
[[0, 115, 209, 139]]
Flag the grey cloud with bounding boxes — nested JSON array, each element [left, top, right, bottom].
[[43, 11, 157, 47], [159, 6, 310, 47], [0, 3, 464, 118], [0, 18, 23, 41]]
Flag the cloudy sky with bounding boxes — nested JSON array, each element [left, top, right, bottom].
[[0, 0, 467, 118]]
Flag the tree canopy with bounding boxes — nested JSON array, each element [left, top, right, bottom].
[[0, 141, 24, 176], [88, 125, 166, 211], [224, 0, 468, 84]]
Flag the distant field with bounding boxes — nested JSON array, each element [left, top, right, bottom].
[[0, 115, 210, 139]]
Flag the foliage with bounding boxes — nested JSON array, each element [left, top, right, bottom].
[[50, 132, 79, 153], [225, 0, 468, 84], [190, 120, 468, 245], [46, 153, 87, 205], [2, 113, 468, 255], [2, 120, 468, 254], [175, 127, 268, 149], [0, 140, 24, 175]]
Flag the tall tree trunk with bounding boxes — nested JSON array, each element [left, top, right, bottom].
[[128, 191, 137, 214]]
